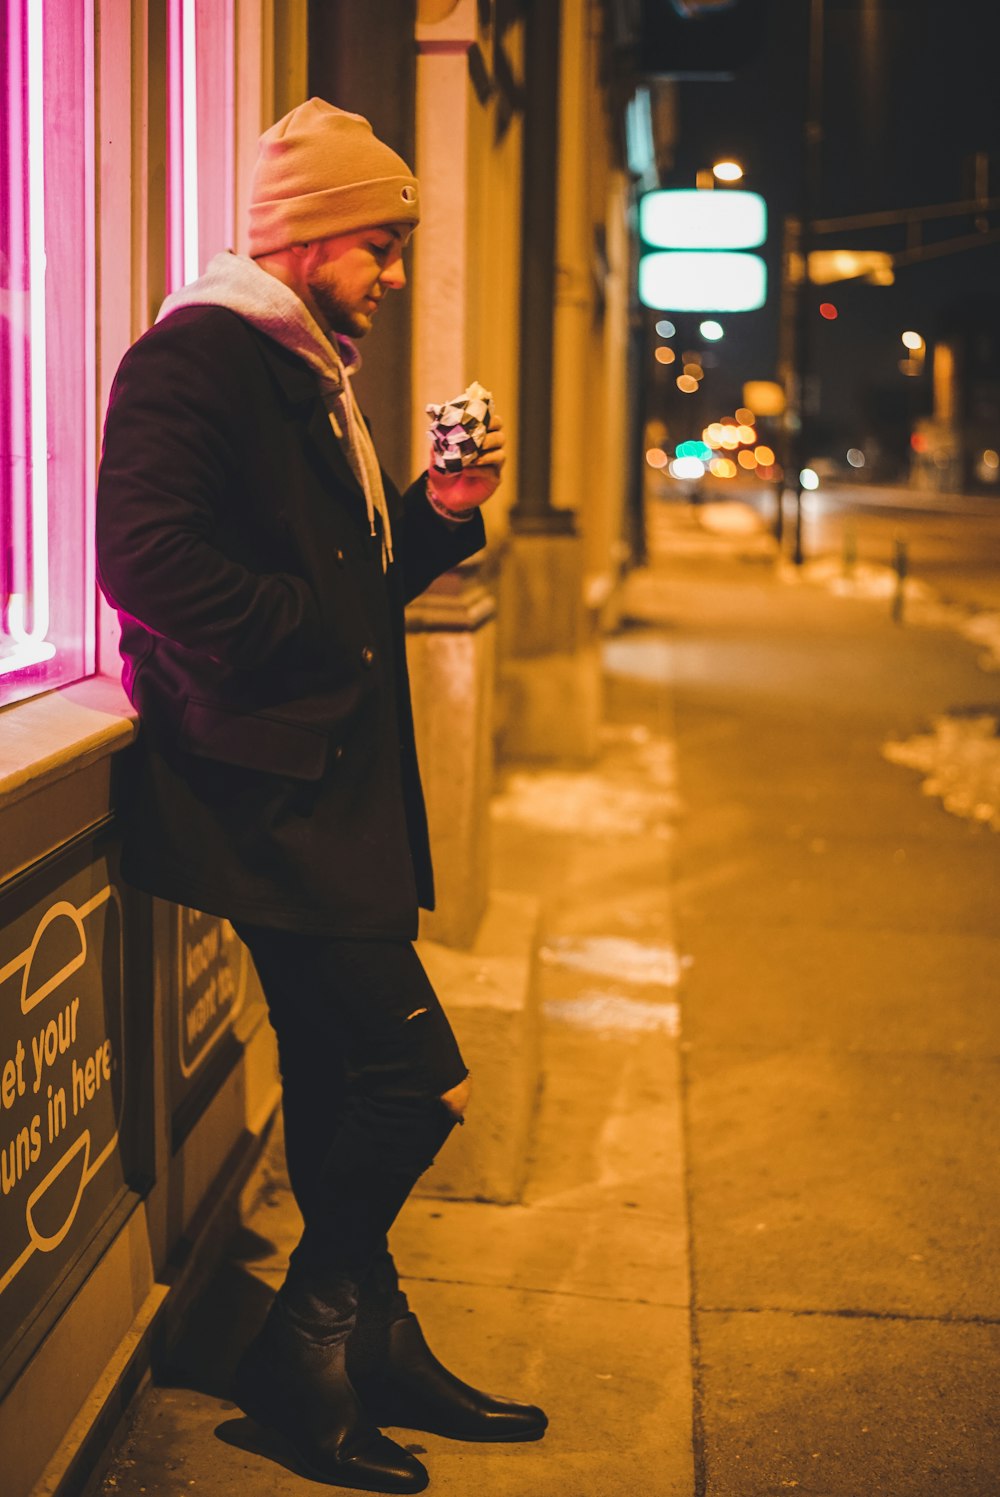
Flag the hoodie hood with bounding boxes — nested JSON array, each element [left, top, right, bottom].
[[157, 252, 392, 567], [157, 250, 360, 389]]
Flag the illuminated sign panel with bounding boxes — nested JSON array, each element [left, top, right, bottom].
[[639, 251, 767, 312], [640, 189, 767, 250], [0, 832, 152, 1392]]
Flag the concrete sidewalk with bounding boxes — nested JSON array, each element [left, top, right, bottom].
[[100, 509, 1000, 1496], [99, 623, 695, 1496], [638, 505, 1000, 1496]]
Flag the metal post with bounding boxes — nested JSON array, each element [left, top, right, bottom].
[[891, 537, 908, 624], [775, 215, 800, 548], [790, 0, 824, 566], [842, 520, 857, 578]]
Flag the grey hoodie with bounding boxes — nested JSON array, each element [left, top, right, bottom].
[[158, 250, 393, 568]]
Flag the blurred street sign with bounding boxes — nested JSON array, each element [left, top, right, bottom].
[[641, 188, 767, 249], [787, 249, 895, 286], [639, 250, 767, 312]]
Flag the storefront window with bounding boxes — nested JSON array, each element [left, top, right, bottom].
[[167, 0, 235, 290], [1, 0, 95, 709]]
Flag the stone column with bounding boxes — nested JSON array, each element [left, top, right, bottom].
[[407, 575, 496, 949], [407, 0, 495, 947], [405, 8, 541, 1208], [501, 0, 602, 761]]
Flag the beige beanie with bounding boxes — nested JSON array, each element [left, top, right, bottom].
[[248, 98, 419, 256]]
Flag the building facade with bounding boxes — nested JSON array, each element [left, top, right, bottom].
[[0, 4, 635, 1490]]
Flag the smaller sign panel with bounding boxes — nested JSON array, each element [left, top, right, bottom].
[[167, 898, 254, 1143], [168, 906, 267, 1150], [640, 189, 767, 250], [0, 833, 151, 1391], [177, 909, 247, 1080], [639, 251, 767, 313]]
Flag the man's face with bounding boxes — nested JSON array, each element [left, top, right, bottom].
[[304, 224, 412, 338]]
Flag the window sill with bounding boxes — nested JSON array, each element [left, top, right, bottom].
[[0, 675, 137, 815]]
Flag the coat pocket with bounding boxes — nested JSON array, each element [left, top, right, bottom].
[[178, 699, 328, 781]]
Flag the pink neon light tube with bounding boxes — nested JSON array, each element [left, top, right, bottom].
[[2, 0, 55, 674], [168, 0, 200, 291]]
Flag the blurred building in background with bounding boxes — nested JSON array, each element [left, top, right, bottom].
[[912, 301, 1000, 494]]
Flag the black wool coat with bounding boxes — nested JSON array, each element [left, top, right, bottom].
[[96, 306, 486, 937]]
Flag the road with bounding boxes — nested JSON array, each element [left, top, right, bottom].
[[737, 477, 1000, 611], [649, 472, 1000, 612]]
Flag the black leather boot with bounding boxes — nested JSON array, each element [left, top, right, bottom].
[[349, 1265, 547, 1445], [232, 1304, 428, 1493]]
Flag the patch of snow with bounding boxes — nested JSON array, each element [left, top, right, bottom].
[[883, 714, 1000, 831], [698, 500, 766, 537], [545, 990, 681, 1035], [492, 728, 679, 837], [600, 723, 653, 745], [957, 611, 1000, 673], [603, 633, 674, 684], [785, 556, 900, 600], [539, 935, 684, 987], [491, 771, 675, 836]]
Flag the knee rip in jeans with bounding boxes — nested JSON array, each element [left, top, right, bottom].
[[440, 1075, 471, 1124]]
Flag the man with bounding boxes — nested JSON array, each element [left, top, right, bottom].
[[96, 98, 545, 1495]]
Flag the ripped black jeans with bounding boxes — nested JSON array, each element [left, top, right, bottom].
[[235, 926, 468, 1335]]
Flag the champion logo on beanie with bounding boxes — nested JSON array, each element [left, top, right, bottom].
[[248, 97, 420, 257]]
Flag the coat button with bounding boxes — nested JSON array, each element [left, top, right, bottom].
[[335, 548, 346, 566], [334, 744, 345, 761], [361, 646, 375, 667]]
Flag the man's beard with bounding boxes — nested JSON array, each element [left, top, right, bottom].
[[308, 276, 369, 339]]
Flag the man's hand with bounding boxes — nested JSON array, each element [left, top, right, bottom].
[[427, 420, 506, 514]]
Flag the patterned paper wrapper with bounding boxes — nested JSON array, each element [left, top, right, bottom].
[[426, 380, 494, 472]]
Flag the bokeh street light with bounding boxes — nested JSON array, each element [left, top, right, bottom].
[[713, 160, 744, 183], [899, 329, 925, 378]]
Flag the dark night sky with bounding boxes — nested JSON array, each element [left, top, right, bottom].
[[652, 0, 1000, 460]]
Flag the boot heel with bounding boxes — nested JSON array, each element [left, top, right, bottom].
[[231, 1318, 429, 1493]]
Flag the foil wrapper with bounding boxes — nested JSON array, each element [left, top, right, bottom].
[[426, 380, 494, 472]]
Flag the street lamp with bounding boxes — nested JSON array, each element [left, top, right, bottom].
[[696, 159, 745, 190], [713, 159, 744, 183], [782, 0, 825, 564], [899, 330, 925, 378]]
